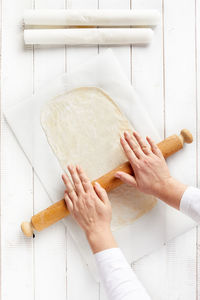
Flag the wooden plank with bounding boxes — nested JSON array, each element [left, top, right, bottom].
[[164, 4, 197, 286], [197, 0, 200, 187], [33, 177, 67, 300], [66, 0, 99, 72], [196, 0, 200, 298], [99, 0, 131, 79], [150, 0, 196, 298], [128, 1, 165, 299], [1, 2, 198, 300], [131, 0, 197, 299], [66, 1, 100, 299], [1, 0, 34, 299], [32, 1, 67, 300], [131, 0, 164, 138], [98, 1, 131, 299], [133, 228, 196, 299], [164, 0, 197, 185], [164, 0, 197, 297]]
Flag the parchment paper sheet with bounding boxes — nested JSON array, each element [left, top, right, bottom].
[[24, 9, 160, 26], [5, 50, 195, 281], [24, 28, 153, 45]]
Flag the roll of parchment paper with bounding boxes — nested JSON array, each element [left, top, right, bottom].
[[24, 28, 154, 45], [24, 9, 160, 27]]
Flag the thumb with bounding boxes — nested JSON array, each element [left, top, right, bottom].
[[115, 172, 137, 188], [64, 193, 74, 214], [94, 182, 110, 205]]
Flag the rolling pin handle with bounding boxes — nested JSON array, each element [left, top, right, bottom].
[[179, 129, 193, 145], [21, 221, 35, 238]]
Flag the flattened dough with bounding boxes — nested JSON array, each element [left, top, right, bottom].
[[41, 87, 157, 230]]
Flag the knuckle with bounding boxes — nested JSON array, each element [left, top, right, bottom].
[[86, 200, 94, 208], [142, 158, 152, 167], [77, 202, 84, 210], [126, 148, 132, 154], [83, 179, 89, 186], [73, 205, 79, 217], [81, 193, 87, 200], [70, 169, 75, 174], [133, 162, 140, 169], [142, 145, 149, 152], [136, 163, 142, 170], [74, 178, 80, 184], [143, 158, 149, 164]]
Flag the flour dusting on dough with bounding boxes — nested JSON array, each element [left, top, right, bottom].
[[41, 87, 157, 230]]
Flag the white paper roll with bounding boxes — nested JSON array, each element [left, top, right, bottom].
[[24, 9, 160, 26], [24, 28, 154, 45]]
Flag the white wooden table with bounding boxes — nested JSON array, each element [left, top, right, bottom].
[[1, 0, 200, 299]]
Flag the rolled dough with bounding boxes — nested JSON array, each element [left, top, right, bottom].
[[24, 28, 153, 45], [41, 87, 157, 230], [24, 9, 160, 26]]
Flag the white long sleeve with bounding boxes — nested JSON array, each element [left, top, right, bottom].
[[94, 248, 151, 300], [180, 186, 200, 223], [93, 187, 200, 300]]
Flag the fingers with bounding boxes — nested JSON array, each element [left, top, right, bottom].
[[64, 193, 74, 214], [76, 165, 93, 193], [122, 130, 163, 160], [94, 182, 110, 205], [132, 131, 151, 155], [62, 173, 77, 202], [124, 131, 145, 159], [68, 165, 84, 195], [115, 171, 137, 187], [120, 136, 138, 165], [146, 136, 163, 158]]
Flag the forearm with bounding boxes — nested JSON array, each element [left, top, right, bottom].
[[179, 186, 200, 222], [86, 228, 117, 254], [95, 248, 151, 300]]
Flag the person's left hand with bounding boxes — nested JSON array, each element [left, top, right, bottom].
[[62, 165, 117, 253]]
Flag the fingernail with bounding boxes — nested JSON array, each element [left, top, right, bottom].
[[95, 182, 100, 187], [115, 173, 120, 178]]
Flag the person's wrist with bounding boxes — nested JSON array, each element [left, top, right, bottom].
[[154, 177, 176, 199], [155, 177, 187, 209], [86, 226, 117, 254]]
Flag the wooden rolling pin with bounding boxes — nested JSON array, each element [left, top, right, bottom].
[[21, 129, 193, 237]]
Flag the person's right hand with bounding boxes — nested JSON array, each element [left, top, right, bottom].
[[115, 131, 187, 209]]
